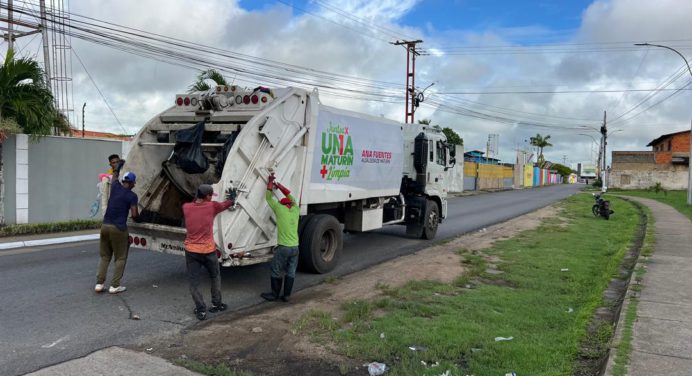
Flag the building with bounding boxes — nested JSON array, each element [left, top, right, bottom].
[[463, 150, 500, 164], [610, 130, 690, 190]]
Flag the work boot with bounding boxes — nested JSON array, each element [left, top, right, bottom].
[[281, 277, 295, 302], [260, 277, 282, 301]]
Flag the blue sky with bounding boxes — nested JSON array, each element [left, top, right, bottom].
[[241, 0, 594, 43]]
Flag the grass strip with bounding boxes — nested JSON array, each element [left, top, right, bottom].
[[611, 205, 655, 376], [612, 189, 692, 221], [298, 194, 640, 375], [0, 219, 102, 237]]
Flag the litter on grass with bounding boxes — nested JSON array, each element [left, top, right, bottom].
[[567, 307, 574, 313], [367, 362, 386, 376], [560, 268, 569, 272], [494, 336, 514, 342], [408, 345, 427, 351]]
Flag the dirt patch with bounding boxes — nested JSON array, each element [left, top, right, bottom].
[[139, 206, 558, 376]]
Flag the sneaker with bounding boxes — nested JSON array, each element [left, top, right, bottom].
[[108, 286, 127, 294], [94, 284, 105, 293], [193, 308, 207, 321], [209, 303, 227, 313]]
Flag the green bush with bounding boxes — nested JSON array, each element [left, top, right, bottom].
[[0, 219, 102, 237]]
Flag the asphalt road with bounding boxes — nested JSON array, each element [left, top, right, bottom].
[[0, 184, 581, 375]]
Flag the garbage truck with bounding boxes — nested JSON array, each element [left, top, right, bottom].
[[125, 85, 455, 273]]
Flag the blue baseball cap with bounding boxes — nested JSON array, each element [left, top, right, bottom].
[[122, 172, 136, 183]]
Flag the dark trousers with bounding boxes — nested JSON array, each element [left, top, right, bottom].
[[185, 251, 222, 311], [270, 245, 299, 278], [97, 224, 129, 287]]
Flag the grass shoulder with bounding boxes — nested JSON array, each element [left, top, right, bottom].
[[296, 194, 641, 375], [611, 189, 691, 221]]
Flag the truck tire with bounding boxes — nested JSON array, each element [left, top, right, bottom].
[[298, 214, 342, 274], [421, 200, 439, 240]]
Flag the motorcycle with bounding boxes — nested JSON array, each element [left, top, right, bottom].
[[592, 193, 614, 220]]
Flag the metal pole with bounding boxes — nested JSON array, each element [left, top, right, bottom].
[[7, 0, 13, 51], [81, 102, 85, 138], [635, 42, 692, 205], [39, 0, 51, 87]]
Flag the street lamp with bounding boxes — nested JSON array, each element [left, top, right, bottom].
[[635, 42, 692, 205]]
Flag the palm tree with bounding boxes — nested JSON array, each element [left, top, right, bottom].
[[188, 68, 228, 92], [529, 133, 553, 166], [0, 48, 57, 224]]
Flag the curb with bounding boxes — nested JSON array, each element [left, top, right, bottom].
[[0, 234, 100, 250]]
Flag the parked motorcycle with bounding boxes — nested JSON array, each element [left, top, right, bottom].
[[592, 193, 614, 220]]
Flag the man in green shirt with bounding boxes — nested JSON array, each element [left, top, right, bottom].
[[261, 173, 300, 302]]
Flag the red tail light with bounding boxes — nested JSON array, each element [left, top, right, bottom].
[[176, 97, 183, 106], [183, 97, 191, 106], [243, 95, 250, 104], [251, 95, 259, 104], [261, 96, 268, 103], [128, 236, 133, 244], [140, 237, 147, 247], [133, 237, 140, 246]]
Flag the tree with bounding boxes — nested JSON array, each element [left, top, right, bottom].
[[550, 163, 573, 181], [417, 119, 464, 146], [529, 133, 552, 166], [189, 68, 227, 92], [442, 127, 463, 146], [0, 49, 57, 224]]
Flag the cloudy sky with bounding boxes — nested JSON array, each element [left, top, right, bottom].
[[2, 0, 692, 167]]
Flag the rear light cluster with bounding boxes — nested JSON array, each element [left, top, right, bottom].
[[128, 236, 147, 247], [216, 85, 238, 93], [175, 96, 198, 107], [236, 93, 269, 106]]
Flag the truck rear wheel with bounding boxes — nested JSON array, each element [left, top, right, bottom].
[[421, 200, 439, 240], [298, 214, 342, 274]]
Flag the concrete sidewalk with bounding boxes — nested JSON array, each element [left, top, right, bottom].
[[0, 229, 99, 250], [609, 197, 692, 375], [26, 347, 202, 376]]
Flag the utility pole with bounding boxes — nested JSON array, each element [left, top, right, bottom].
[[391, 40, 422, 123], [600, 111, 608, 191], [1, 0, 50, 84], [562, 155, 568, 165], [82, 102, 86, 138]]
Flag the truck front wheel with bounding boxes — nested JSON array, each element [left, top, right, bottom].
[[298, 214, 342, 274], [421, 200, 439, 240]]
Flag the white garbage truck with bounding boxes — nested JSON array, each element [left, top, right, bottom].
[[125, 85, 455, 273]]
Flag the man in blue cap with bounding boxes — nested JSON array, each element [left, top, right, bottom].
[[95, 167, 139, 294]]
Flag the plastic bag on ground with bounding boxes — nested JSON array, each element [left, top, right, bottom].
[[367, 362, 386, 375]]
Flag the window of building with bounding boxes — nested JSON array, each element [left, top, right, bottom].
[[668, 140, 672, 151]]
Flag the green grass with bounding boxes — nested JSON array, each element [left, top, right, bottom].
[[611, 206, 655, 376], [176, 360, 254, 376], [301, 194, 641, 375], [613, 190, 692, 221], [0, 219, 102, 237]]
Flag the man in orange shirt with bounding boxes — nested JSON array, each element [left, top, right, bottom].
[[182, 184, 234, 320]]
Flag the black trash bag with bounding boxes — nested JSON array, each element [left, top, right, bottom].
[[173, 120, 209, 174], [215, 131, 239, 178]]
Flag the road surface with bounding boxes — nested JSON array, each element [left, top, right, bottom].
[[0, 184, 581, 375]]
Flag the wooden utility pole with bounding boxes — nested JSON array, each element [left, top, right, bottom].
[[391, 40, 422, 123]]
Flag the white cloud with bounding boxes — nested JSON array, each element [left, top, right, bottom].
[[2, 0, 691, 166]]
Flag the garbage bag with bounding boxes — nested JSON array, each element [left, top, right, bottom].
[[215, 130, 238, 177], [174, 120, 209, 174]]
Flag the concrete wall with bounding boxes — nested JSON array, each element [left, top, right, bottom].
[[448, 145, 464, 193], [1, 135, 126, 224], [2, 136, 17, 225], [611, 150, 689, 190]]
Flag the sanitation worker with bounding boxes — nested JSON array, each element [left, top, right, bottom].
[[95, 166, 139, 294], [182, 184, 235, 320], [261, 173, 300, 302]]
